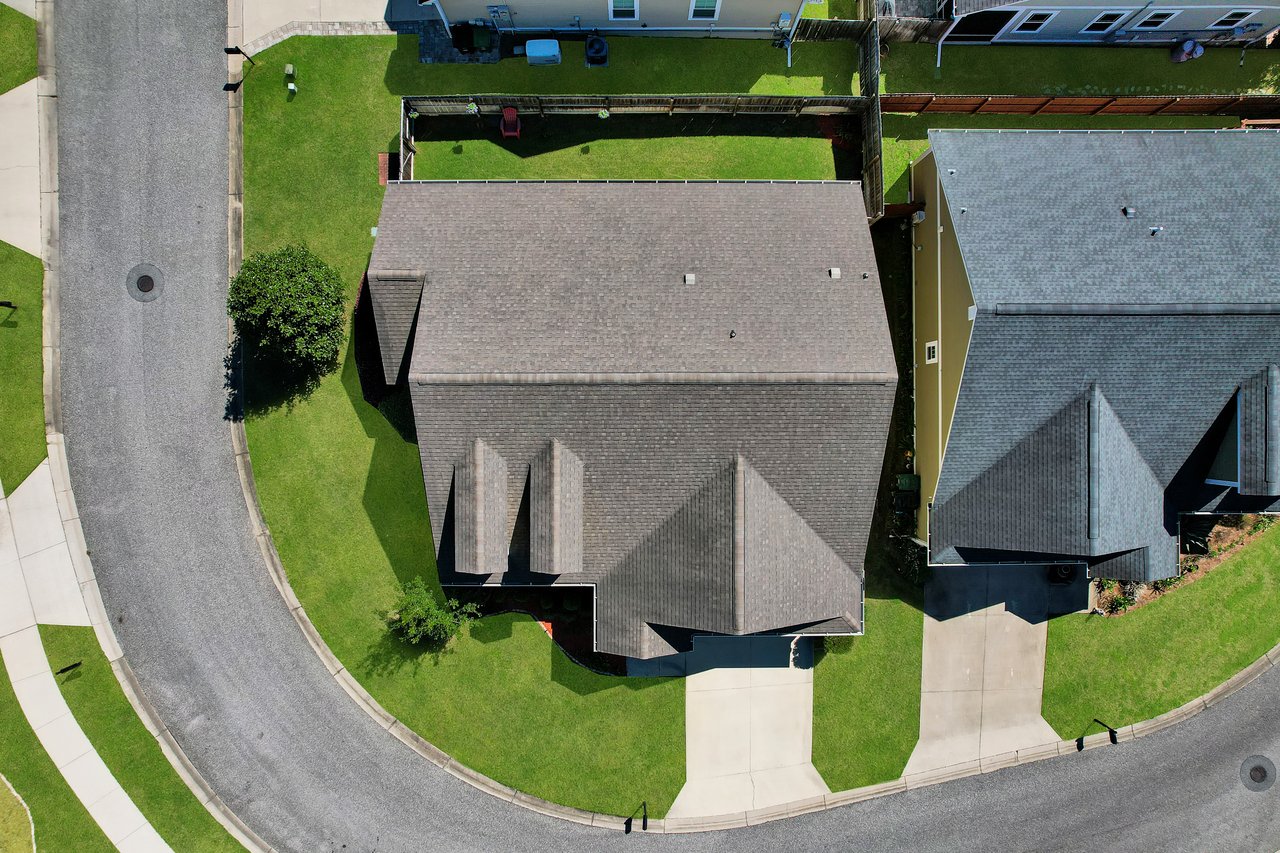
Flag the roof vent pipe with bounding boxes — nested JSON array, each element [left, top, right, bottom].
[[1122, 206, 1136, 218]]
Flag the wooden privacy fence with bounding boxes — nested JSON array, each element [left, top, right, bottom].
[[858, 21, 884, 221], [880, 93, 1280, 118], [403, 93, 869, 116], [795, 16, 949, 43]]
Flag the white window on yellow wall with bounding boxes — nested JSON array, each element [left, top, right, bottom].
[[925, 341, 939, 364], [610, 0, 638, 19], [690, 0, 721, 19]]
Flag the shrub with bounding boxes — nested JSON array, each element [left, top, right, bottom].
[[1106, 594, 1135, 615], [1097, 577, 1116, 594], [824, 635, 856, 655], [1152, 574, 1182, 593], [387, 578, 479, 647], [228, 244, 345, 376]]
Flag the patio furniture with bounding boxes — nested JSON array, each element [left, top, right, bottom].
[[500, 107, 520, 140]]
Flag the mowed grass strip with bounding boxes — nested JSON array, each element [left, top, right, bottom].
[[0, 773, 33, 853], [0, 3, 37, 95], [0, 652, 110, 851], [1043, 523, 1280, 739], [882, 42, 1280, 96], [0, 241, 45, 494], [813, 592, 923, 791], [40, 626, 241, 851]]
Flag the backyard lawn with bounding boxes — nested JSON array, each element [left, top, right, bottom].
[[0, 654, 109, 851], [0, 2, 36, 95], [883, 42, 1280, 96], [880, 113, 1234, 203], [0, 775, 32, 853], [0, 241, 45, 495], [40, 627, 241, 851], [1043, 523, 1280, 740], [411, 113, 855, 181]]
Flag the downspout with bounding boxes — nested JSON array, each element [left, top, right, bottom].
[[935, 14, 958, 68]]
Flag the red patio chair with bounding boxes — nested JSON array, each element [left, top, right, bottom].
[[500, 107, 520, 140]]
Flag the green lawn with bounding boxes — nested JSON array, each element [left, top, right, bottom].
[[412, 113, 852, 181], [0, 3, 36, 96], [0, 241, 45, 495], [0, 774, 33, 853], [40, 626, 241, 851], [803, 0, 861, 18], [0, 652, 110, 851], [1043, 523, 1280, 740], [883, 42, 1280, 96], [813, 586, 922, 790], [881, 113, 1234, 204]]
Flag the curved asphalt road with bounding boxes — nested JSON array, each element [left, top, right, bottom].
[[53, 2, 1280, 851]]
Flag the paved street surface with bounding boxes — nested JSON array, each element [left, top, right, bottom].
[[906, 565, 1059, 774], [668, 637, 829, 818], [49, 0, 1280, 849]]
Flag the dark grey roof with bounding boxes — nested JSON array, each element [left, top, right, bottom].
[[416, 382, 891, 658], [929, 130, 1280, 307], [927, 131, 1280, 581], [1240, 365, 1280, 497], [365, 269, 424, 385], [372, 180, 895, 658], [370, 181, 894, 383]]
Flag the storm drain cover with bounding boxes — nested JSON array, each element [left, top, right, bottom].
[[126, 263, 164, 302], [1242, 755, 1275, 792]]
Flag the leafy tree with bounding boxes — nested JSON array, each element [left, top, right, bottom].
[[228, 244, 345, 378], [387, 578, 479, 648]]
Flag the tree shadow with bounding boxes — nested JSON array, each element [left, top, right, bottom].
[[234, 338, 333, 417]]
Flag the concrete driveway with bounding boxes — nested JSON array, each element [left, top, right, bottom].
[[905, 565, 1069, 774], [667, 636, 829, 818]]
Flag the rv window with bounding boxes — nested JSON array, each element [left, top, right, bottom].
[[610, 0, 638, 19], [1210, 9, 1257, 27], [1081, 11, 1125, 32], [1014, 11, 1057, 32]]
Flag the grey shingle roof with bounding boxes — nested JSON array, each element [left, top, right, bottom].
[[1240, 365, 1280, 497], [929, 130, 1280, 307], [927, 131, 1280, 581], [370, 181, 895, 382], [375, 181, 895, 658], [365, 269, 424, 385]]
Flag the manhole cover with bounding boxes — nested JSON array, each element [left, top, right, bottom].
[[126, 263, 164, 302], [1242, 755, 1275, 792]]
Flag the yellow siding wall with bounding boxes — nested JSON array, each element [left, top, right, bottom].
[[910, 151, 974, 544]]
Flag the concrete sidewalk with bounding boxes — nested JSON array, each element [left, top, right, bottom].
[[0, 77, 41, 259], [0, 464, 171, 852], [667, 636, 830, 818], [905, 565, 1061, 775]]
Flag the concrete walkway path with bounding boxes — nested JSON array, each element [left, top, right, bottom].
[[0, 464, 171, 852], [905, 565, 1061, 775], [0, 77, 41, 259], [667, 636, 829, 818]]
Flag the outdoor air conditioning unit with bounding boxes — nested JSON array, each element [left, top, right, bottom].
[[525, 39, 562, 66]]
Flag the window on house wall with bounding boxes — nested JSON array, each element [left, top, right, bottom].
[[1013, 11, 1058, 32], [1134, 9, 1180, 28], [925, 341, 939, 364], [1081, 11, 1126, 32], [1210, 9, 1257, 27], [689, 0, 721, 19], [610, 0, 638, 20]]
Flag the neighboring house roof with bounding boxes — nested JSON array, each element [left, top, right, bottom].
[[369, 181, 896, 659], [926, 130, 1280, 580]]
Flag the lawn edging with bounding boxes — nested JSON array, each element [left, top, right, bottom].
[[32, 3, 268, 849], [0, 772, 35, 853]]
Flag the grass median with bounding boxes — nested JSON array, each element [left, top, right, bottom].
[[40, 626, 240, 851], [0, 3, 36, 96], [0, 241, 45, 495], [1043, 523, 1280, 739]]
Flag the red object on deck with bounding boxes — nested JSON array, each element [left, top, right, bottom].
[[538, 620, 553, 638], [501, 107, 521, 140]]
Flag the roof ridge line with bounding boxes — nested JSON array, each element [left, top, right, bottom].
[[985, 303, 1280, 317]]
